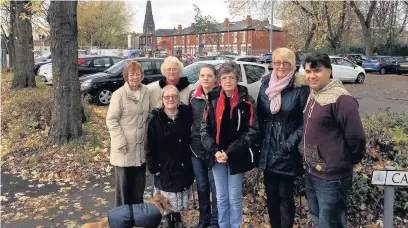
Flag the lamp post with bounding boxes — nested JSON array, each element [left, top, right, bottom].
[[270, 1, 274, 53]]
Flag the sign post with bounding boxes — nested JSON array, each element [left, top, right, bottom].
[[371, 166, 408, 228]]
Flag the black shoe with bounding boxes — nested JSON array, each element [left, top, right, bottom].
[[172, 212, 184, 228], [192, 223, 208, 228], [161, 214, 174, 228]]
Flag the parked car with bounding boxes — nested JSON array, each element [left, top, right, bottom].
[[214, 55, 261, 63], [361, 56, 399, 74], [394, 56, 408, 75], [38, 63, 53, 85], [80, 58, 165, 105], [299, 56, 366, 84], [194, 55, 217, 62], [34, 53, 52, 74], [344, 54, 366, 66], [39, 55, 124, 84], [183, 60, 270, 99]]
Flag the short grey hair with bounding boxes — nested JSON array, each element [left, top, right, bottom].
[[157, 85, 180, 108], [217, 61, 241, 81], [161, 56, 184, 75]]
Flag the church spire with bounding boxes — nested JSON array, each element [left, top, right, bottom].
[[143, 0, 155, 33]]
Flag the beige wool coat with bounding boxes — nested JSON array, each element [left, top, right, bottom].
[[106, 83, 150, 167]]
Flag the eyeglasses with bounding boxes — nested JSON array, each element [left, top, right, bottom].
[[273, 61, 291, 67], [128, 73, 142, 78], [166, 68, 178, 72], [163, 95, 179, 101], [220, 75, 237, 82]]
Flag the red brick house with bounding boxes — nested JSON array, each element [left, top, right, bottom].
[[151, 16, 289, 56]]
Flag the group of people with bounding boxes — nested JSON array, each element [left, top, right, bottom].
[[106, 48, 366, 228]]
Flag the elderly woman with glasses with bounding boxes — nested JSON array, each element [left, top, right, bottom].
[[106, 61, 150, 207], [257, 48, 309, 228], [201, 61, 259, 228], [147, 56, 195, 108], [145, 85, 194, 228]]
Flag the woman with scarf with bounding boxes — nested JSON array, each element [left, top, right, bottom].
[[257, 48, 310, 228], [201, 61, 259, 228]]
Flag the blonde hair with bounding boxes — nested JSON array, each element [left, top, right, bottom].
[[161, 56, 184, 76], [157, 85, 181, 108], [272, 48, 297, 72]]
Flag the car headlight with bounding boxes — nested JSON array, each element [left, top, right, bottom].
[[80, 79, 92, 91]]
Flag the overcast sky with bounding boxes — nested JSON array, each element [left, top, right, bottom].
[[127, 0, 241, 33]]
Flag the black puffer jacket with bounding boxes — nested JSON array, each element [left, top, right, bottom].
[[144, 104, 194, 192], [257, 74, 310, 176], [201, 85, 259, 175], [189, 85, 210, 160]]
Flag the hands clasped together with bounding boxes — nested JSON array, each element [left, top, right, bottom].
[[215, 151, 228, 163]]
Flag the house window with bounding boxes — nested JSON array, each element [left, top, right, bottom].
[[173, 36, 176, 45], [233, 32, 238, 43], [220, 34, 224, 43], [187, 36, 190, 45], [157, 37, 162, 43], [202, 34, 206, 44], [182, 36, 185, 44], [242, 31, 246, 43]]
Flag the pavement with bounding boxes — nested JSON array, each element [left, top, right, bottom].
[[1, 73, 407, 227]]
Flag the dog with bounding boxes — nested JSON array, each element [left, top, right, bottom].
[[82, 194, 170, 228]]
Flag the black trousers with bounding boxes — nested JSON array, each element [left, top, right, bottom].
[[115, 164, 146, 207], [264, 170, 295, 228]]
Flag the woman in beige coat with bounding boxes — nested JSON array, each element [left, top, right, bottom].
[[106, 61, 150, 207], [147, 56, 194, 108]]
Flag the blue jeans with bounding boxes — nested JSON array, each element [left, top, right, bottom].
[[192, 156, 219, 226], [305, 173, 353, 228], [212, 163, 244, 228]]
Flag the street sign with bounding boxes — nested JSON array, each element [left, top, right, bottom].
[[371, 170, 408, 186]]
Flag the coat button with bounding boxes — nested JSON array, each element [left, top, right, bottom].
[[179, 139, 182, 142], [181, 163, 184, 167], [279, 142, 282, 145], [278, 122, 281, 125]]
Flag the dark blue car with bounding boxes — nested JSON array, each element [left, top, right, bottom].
[[362, 56, 399, 74]]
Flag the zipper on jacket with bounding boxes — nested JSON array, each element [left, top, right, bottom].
[[303, 99, 315, 173], [190, 146, 198, 158], [237, 109, 241, 131], [249, 147, 254, 163]]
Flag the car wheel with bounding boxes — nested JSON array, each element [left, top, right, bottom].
[[396, 68, 402, 75], [97, 88, 113, 106], [379, 67, 386, 75], [355, 73, 365, 84]]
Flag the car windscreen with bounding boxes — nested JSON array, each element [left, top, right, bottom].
[[215, 56, 235, 60], [104, 60, 127, 74], [183, 62, 208, 83], [368, 57, 380, 62]]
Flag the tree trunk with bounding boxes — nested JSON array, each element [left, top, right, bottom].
[[1, 34, 9, 71], [304, 22, 316, 51], [11, 0, 36, 88], [47, 1, 83, 144], [350, 1, 377, 56]]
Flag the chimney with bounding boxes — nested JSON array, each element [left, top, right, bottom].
[[177, 24, 182, 33], [245, 15, 252, 26], [223, 18, 229, 28]]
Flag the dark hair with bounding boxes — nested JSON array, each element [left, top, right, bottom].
[[302, 53, 333, 78], [199, 64, 217, 77], [217, 61, 241, 81]]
